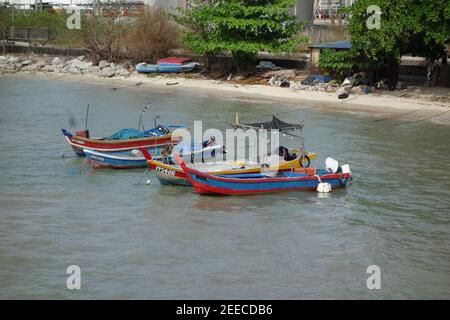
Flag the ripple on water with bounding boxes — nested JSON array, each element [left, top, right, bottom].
[[0, 76, 449, 299]]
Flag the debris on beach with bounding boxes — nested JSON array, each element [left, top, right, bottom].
[[336, 87, 349, 99], [265, 69, 298, 87], [268, 76, 291, 88]]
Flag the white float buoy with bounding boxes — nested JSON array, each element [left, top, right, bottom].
[[317, 182, 332, 193]]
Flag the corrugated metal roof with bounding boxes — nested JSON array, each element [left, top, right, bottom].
[[308, 40, 352, 49]]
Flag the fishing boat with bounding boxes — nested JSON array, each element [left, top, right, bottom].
[[135, 62, 198, 74], [84, 138, 224, 169], [62, 103, 183, 156], [175, 154, 352, 195], [140, 147, 317, 186], [62, 126, 175, 157]]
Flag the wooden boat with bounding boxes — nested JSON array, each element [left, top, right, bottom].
[[157, 57, 192, 66], [140, 148, 317, 186], [135, 62, 198, 74], [84, 142, 224, 169], [175, 154, 352, 195], [61, 126, 176, 157]]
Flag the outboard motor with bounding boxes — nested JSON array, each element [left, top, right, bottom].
[[325, 157, 339, 173], [278, 146, 297, 161], [157, 125, 170, 135], [202, 136, 216, 148]]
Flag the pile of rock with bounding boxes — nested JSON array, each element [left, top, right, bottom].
[[290, 73, 374, 99], [0, 54, 132, 78], [291, 75, 337, 92]]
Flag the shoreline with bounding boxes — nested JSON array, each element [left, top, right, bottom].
[[2, 68, 450, 125]]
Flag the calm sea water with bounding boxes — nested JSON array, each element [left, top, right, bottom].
[[0, 75, 449, 299]]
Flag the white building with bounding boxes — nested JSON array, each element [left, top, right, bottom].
[[2, 0, 356, 22]]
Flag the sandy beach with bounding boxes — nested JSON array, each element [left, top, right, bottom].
[[3, 71, 450, 125]]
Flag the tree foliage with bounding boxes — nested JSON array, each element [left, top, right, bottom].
[[0, 6, 11, 40], [342, 0, 450, 83], [318, 49, 358, 80], [174, 0, 305, 68], [125, 8, 181, 64]]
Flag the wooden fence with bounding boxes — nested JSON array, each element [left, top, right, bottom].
[[9, 27, 49, 42]]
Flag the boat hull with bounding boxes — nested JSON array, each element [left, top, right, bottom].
[[136, 62, 197, 74], [84, 149, 149, 169], [183, 167, 352, 195], [84, 144, 223, 169], [62, 129, 174, 157], [189, 173, 352, 195], [148, 153, 317, 186]]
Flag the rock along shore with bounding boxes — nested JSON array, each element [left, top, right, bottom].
[[0, 54, 132, 78], [2, 53, 450, 125]]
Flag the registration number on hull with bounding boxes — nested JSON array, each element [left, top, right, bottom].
[[90, 155, 105, 162], [155, 166, 176, 176], [72, 138, 85, 145]]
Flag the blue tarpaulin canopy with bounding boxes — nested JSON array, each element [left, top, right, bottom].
[[308, 40, 352, 50], [106, 128, 145, 140]]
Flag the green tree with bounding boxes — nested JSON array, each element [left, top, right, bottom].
[[408, 0, 450, 72], [344, 0, 450, 86], [343, 0, 413, 86], [175, 0, 305, 70], [0, 6, 11, 41], [318, 49, 358, 81]]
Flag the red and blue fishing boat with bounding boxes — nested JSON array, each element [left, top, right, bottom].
[[175, 154, 352, 195], [140, 147, 317, 186], [61, 103, 183, 157], [61, 126, 176, 157], [84, 138, 224, 169]]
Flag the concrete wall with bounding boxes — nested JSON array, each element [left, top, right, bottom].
[[145, 0, 187, 12], [294, 0, 314, 23]]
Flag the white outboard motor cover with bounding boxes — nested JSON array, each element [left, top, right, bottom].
[[325, 157, 339, 174], [341, 164, 351, 174]]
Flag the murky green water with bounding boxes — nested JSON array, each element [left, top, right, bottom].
[[0, 75, 449, 299]]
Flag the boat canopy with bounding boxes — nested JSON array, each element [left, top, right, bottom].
[[106, 128, 145, 140], [106, 128, 170, 140], [241, 115, 304, 132]]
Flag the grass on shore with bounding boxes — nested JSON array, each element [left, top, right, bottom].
[[1, 8, 85, 47]]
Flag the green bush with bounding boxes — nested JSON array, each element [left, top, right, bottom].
[[318, 49, 359, 81], [0, 7, 12, 40], [0, 8, 84, 46]]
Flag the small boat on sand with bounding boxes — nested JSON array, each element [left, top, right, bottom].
[[136, 62, 198, 74], [175, 154, 352, 195]]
